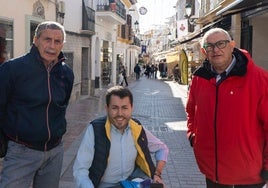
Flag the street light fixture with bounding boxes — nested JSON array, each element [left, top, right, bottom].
[[185, 3, 198, 31], [134, 20, 139, 33], [133, 21, 140, 47], [185, 4, 192, 18]]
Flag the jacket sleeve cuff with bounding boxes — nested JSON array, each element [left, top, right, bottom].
[[261, 169, 268, 180]]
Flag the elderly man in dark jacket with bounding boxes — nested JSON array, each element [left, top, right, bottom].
[[0, 21, 74, 188]]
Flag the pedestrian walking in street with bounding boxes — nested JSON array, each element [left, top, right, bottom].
[[172, 64, 181, 83], [186, 28, 268, 188], [134, 63, 141, 80], [118, 71, 124, 86], [121, 65, 128, 86], [73, 86, 169, 188], [0, 21, 74, 188], [153, 64, 158, 79], [145, 64, 151, 78]]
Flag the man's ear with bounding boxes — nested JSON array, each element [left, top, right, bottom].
[[33, 36, 37, 45], [230, 40, 236, 48], [201, 48, 207, 56]]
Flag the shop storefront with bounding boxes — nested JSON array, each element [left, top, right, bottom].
[[101, 41, 113, 86]]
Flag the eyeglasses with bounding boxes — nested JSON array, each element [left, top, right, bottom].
[[203, 40, 230, 52]]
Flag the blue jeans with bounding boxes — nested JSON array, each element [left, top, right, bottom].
[[0, 141, 64, 188]]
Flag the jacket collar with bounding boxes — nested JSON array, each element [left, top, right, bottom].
[[194, 48, 248, 79]]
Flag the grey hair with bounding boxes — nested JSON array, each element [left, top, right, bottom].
[[34, 21, 66, 43], [201, 28, 232, 47]]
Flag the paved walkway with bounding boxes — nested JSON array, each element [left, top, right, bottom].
[[59, 76, 206, 188]]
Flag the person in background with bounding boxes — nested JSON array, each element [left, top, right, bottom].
[[172, 64, 180, 83], [141, 64, 146, 77], [134, 63, 141, 80], [0, 21, 74, 188], [145, 64, 151, 78], [153, 64, 158, 79], [150, 64, 155, 79], [121, 65, 128, 87], [73, 86, 169, 188], [186, 27, 268, 188], [118, 71, 124, 86]]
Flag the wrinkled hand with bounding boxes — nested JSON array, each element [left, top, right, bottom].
[[0, 129, 8, 158]]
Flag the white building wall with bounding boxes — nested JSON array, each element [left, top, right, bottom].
[[63, 0, 82, 33], [62, 0, 97, 99], [116, 43, 127, 67], [91, 35, 98, 80], [251, 13, 268, 70], [128, 46, 140, 76], [94, 19, 118, 87], [112, 42, 117, 85], [0, 0, 56, 57]]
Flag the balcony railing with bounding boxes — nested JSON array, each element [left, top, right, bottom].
[[96, 1, 126, 20], [131, 36, 141, 46], [82, 2, 95, 32]]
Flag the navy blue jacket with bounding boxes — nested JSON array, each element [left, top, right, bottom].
[[0, 45, 74, 151]]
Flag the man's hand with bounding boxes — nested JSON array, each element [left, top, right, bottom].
[[153, 174, 163, 184], [0, 129, 8, 158]]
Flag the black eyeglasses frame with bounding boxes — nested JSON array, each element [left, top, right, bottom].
[[203, 40, 230, 52]]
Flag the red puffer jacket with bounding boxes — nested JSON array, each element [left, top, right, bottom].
[[186, 48, 268, 185]]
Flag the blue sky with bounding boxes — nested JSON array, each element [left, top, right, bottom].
[[136, 0, 177, 33]]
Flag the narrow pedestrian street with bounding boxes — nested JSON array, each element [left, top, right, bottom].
[[59, 76, 206, 188]]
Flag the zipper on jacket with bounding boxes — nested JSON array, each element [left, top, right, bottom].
[[44, 65, 53, 151], [214, 76, 229, 183], [214, 85, 219, 183]]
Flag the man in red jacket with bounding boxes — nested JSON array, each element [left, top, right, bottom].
[[186, 28, 268, 188]]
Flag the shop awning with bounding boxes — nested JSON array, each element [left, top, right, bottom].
[[216, 0, 268, 16], [166, 51, 179, 64], [153, 51, 168, 62]]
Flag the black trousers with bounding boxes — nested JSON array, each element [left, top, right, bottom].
[[206, 178, 265, 188], [123, 76, 128, 86]]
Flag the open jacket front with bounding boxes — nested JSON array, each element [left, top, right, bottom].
[[186, 48, 268, 185]]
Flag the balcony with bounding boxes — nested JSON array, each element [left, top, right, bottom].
[[81, 1, 95, 35], [96, 0, 126, 25], [130, 36, 141, 46]]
